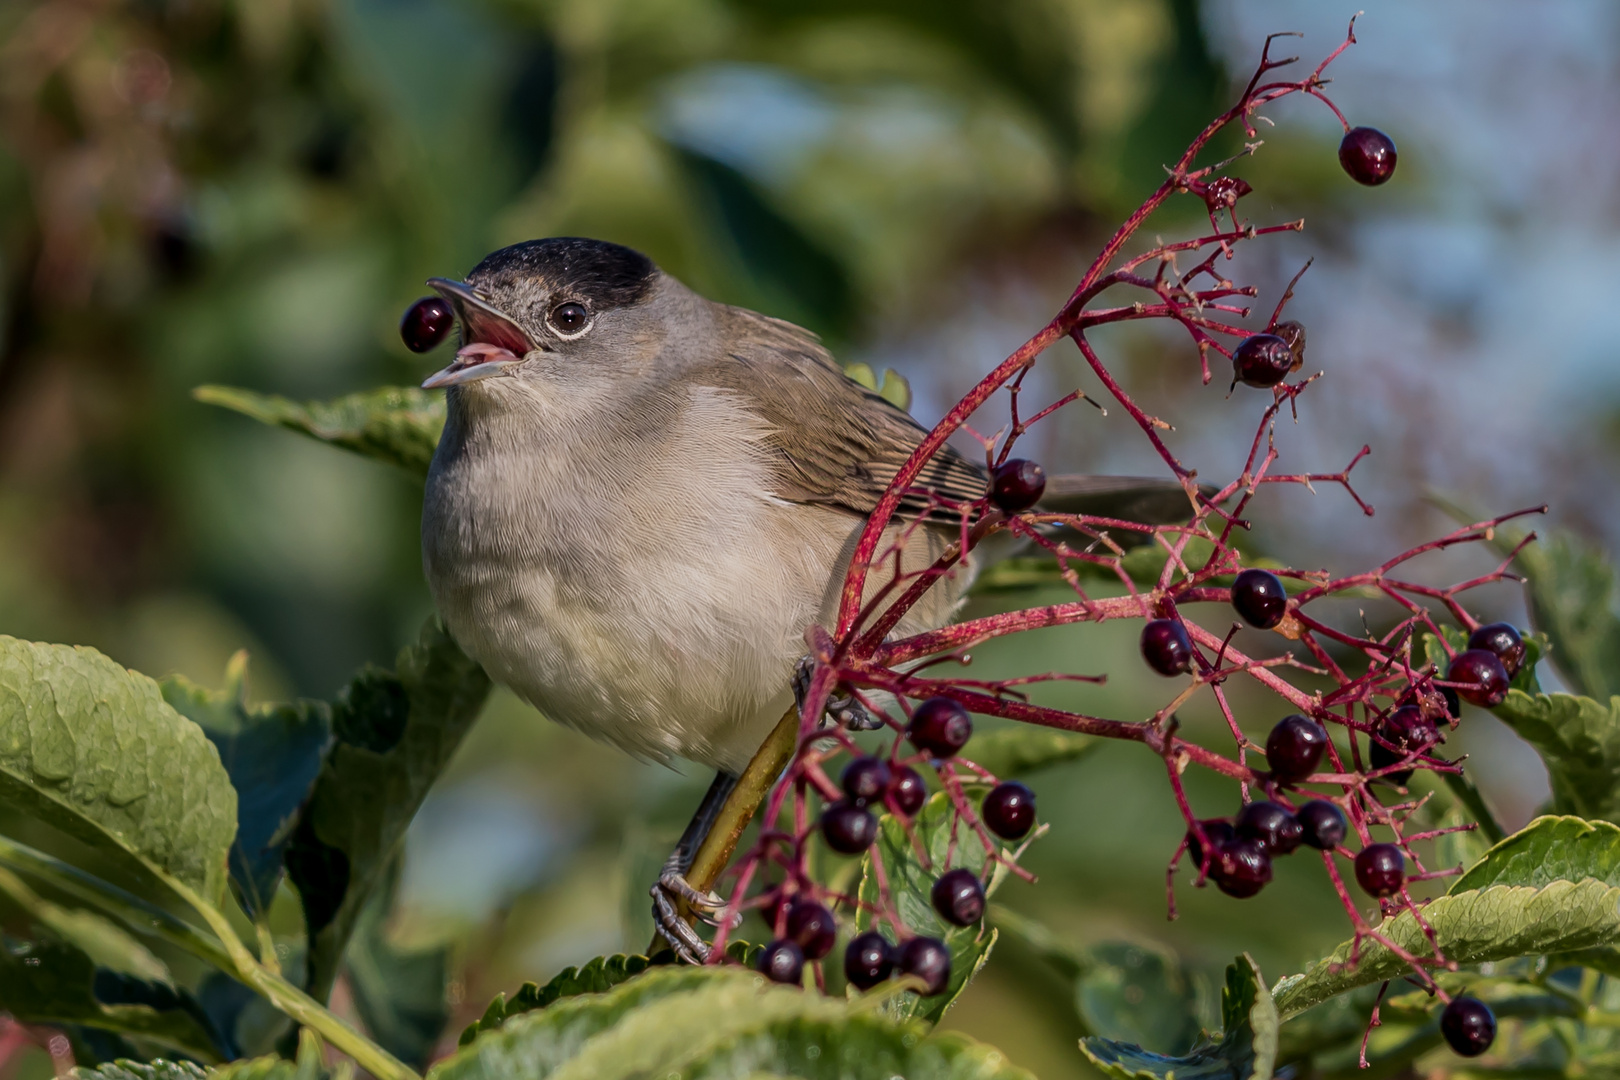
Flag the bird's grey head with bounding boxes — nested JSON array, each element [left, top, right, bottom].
[[421, 237, 681, 400]]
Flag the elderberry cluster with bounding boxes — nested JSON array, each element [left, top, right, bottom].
[[759, 697, 1039, 992]]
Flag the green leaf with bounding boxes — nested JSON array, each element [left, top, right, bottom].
[[458, 954, 654, 1046], [193, 385, 445, 478], [290, 619, 490, 1005], [345, 853, 452, 1071], [1080, 954, 1275, 1080], [990, 907, 1202, 1052], [1076, 942, 1204, 1057], [1499, 529, 1620, 700], [162, 652, 332, 917], [1489, 690, 1620, 822], [433, 965, 1031, 1080], [855, 790, 1019, 1023], [0, 865, 169, 984], [1271, 878, 1620, 1020], [75, 1028, 336, 1079], [960, 729, 1098, 781], [1449, 815, 1620, 892], [0, 636, 237, 905], [0, 935, 226, 1062]]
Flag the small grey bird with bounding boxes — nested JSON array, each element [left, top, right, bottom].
[[418, 237, 1191, 958]]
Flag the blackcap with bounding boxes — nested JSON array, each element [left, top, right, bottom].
[[419, 237, 1192, 955]]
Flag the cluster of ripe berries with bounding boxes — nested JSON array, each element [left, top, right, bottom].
[[760, 697, 1034, 994]]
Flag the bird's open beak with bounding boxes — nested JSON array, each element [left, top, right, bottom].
[[420, 278, 540, 389]]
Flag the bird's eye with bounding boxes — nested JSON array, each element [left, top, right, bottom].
[[547, 301, 590, 336]]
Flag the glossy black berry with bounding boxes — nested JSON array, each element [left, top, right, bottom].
[[930, 869, 986, 927], [1468, 622, 1526, 678], [1449, 649, 1510, 707], [909, 698, 972, 758], [1370, 705, 1439, 783], [1339, 126, 1398, 186], [1232, 333, 1295, 388], [1354, 843, 1405, 897], [1230, 568, 1287, 629], [758, 939, 805, 985], [820, 801, 878, 854], [1265, 714, 1329, 782], [1296, 800, 1347, 850], [1187, 819, 1237, 870], [400, 297, 454, 353], [1210, 837, 1272, 898], [785, 901, 837, 960], [982, 781, 1036, 840], [844, 932, 895, 990], [1141, 619, 1194, 676], [890, 765, 928, 816], [1440, 995, 1496, 1057], [1442, 685, 1461, 720], [1235, 800, 1302, 856], [990, 459, 1047, 513], [897, 936, 952, 996], [842, 756, 892, 804]]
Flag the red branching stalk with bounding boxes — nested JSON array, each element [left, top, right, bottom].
[[703, 18, 1538, 1004]]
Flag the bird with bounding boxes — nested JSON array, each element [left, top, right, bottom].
[[417, 236, 1196, 960]]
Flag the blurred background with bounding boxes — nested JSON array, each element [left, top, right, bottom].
[[0, 0, 1615, 1075]]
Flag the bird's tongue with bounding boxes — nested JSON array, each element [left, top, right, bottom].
[[456, 341, 521, 366]]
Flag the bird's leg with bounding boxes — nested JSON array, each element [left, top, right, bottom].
[[793, 655, 881, 731], [651, 769, 739, 963]]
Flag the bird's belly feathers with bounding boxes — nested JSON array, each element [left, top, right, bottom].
[[427, 501, 848, 772]]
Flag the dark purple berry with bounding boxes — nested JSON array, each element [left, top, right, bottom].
[[400, 297, 453, 353], [1231, 568, 1288, 629], [1210, 837, 1272, 898], [896, 936, 951, 996], [1140, 619, 1194, 676], [930, 869, 985, 927], [784, 901, 837, 960], [982, 781, 1035, 840], [820, 801, 878, 854], [1232, 333, 1296, 388], [841, 756, 892, 804], [758, 939, 805, 985], [1235, 800, 1302, 856], [889, 765, 928, 816], [1440, 996, 1496, 1057], [1265, 714, 1329, 782], [1370, 705, 1439, 784], [908, 698, 972, 758], [1186, 819, 1236, 871], [1338, 126, 1397, 186], [1441, 685, 1461, 719], [1296, 800, 1347, 850], [990, 459, 1046, 513], [1449, 649, 1510, 707], [1468, 623, 1526, 678], [844, 932, 894, 990], [1354, 843, 1405, 897]]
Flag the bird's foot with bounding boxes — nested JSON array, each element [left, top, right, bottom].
[[650, 871, 731, 964], [793, 655, 882, 731]]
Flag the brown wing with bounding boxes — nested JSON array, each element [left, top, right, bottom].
[[696, 306, 988, 523]]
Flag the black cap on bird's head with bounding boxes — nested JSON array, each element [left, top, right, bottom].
[[422, 237, 658, 389]]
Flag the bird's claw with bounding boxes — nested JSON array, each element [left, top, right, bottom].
[[793, 656, 880, 731], [651, 871, 735, 964]]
